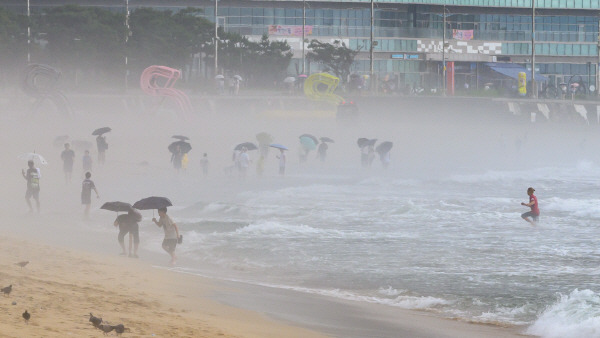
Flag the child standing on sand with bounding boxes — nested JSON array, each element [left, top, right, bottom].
[[521, 187, 539, 225]]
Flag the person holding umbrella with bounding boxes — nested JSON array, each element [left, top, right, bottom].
[[22, 160, 41, 213], [96, 135, 108, 165], [114, 207, 142, 257], [238, 147, 251, 178], [152, 207, 180, 265]]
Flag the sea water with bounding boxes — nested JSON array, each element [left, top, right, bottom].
[[143, 162, 600, 337]]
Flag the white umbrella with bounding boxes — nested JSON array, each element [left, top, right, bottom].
[[215, 75, 224, 79], [283, 76, 296, 84], [233, 75, 243, 81], [18, 153, 48, 165]]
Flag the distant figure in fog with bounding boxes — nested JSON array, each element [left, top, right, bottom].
[[277, 149, 286, 176], [22, 160, 40, 213], [238, 147, 250, 178], [82, 150, 93, 173], [521, 187, 539, 225], [317, 142, 328, 162], [360, 145, 369, 167], [96, 135, 108, 165], [367, 145, 375, 167], [181, 152, 189, 172], [171, 145, 183, 172], [200, 153, 209, 177], [152, 207, 180, 265], [256, 155, 265, 177], [380, 151, 391, 169], [81, 172, 99, 220], [61, 143, 75, 184]]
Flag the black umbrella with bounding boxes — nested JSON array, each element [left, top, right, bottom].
[[132, 196, 172, 210], [168, 141, 192, 154], [100, 201, 132, 212], [357, 138, 369, 148], [320, 137, 334, 143], [376, 141, 393, 154], [172, 135, 189, 141], [299, 134, 319, 145], [92, 127, 112, 136], [234, 142, 258, 151]]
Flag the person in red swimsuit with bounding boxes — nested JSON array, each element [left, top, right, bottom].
[[521, 187, 540, 225]]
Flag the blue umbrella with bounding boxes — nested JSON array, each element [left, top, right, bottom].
[[269, 143, 288, 150], [299, 136, 317, 150]]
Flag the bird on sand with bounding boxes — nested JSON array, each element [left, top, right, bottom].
[[22, 310, 30, 323], [89, 313, 103, 328], [15, 261, 29, 268], [1, 284, 12, 296], [112, 324, 130, 336], [98, 323, 114, 335]]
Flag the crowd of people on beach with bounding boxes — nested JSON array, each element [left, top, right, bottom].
[[21, 127, 541, 269]]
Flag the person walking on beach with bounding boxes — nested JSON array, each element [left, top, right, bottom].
[[200, 153, 209, 177], [380, 151, 391, 169], [81, 172, 99, 219], [82, 150, 93, 174], [521, 187, 539, 225], [61, 143, 75, 184], [317, 142, 328, 162], [22, 160, 40, 213], [114, 207, 141, 257], [238, 147, 250, 178], [171, 145, 183, 172], [152, 207, 180, 265], [276, 149, 286, 176], [96, 135, 108, 165]]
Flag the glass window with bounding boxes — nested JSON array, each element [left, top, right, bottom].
[[240, 8, 251, 25]]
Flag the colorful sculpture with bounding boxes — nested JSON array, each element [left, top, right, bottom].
[[303, 73, 344, 105], [140, 66, 192, 117], [22, 64, 72, 116]]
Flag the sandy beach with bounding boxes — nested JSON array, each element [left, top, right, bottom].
[[0, 235, 329, 338], [0, 231, 529, 338]]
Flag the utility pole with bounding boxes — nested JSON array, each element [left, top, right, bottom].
[[597, 12, 599, 97], [27, 0, 30, 63], [442, 3, 446, 96], [214, 0, 219, 76], [531, 0, 537, 98], [125, 0, 130, 90], [370, 0, 374, 92], [302, 0, 305, 74]]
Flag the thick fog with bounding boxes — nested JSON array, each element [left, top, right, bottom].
[[1, 90, 598, 250]]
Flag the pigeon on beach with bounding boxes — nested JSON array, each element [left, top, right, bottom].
[[89, 313, 103, 328], [22, 310, 30, 323], [99, 323, 114, 335], [1, 285, 12, 296], [15, 261, 29, 268]]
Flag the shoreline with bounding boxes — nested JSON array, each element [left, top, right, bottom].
[[0, 229, 532, 338]]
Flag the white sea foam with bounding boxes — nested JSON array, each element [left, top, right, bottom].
[[527, 289, 600, 338]]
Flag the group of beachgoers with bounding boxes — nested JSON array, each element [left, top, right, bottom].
[[22, 131, 182, 265]]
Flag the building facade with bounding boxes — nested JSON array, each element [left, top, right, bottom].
[[5, 0, 600, 93]]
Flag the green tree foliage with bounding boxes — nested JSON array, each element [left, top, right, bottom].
[[36, 5, 125, 80], [243, 35, 293, 86], [128, 8, 212, 71], [306, 40, 358, 82], [0, 7, 28, 86], [205, 33, 292, 87]]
